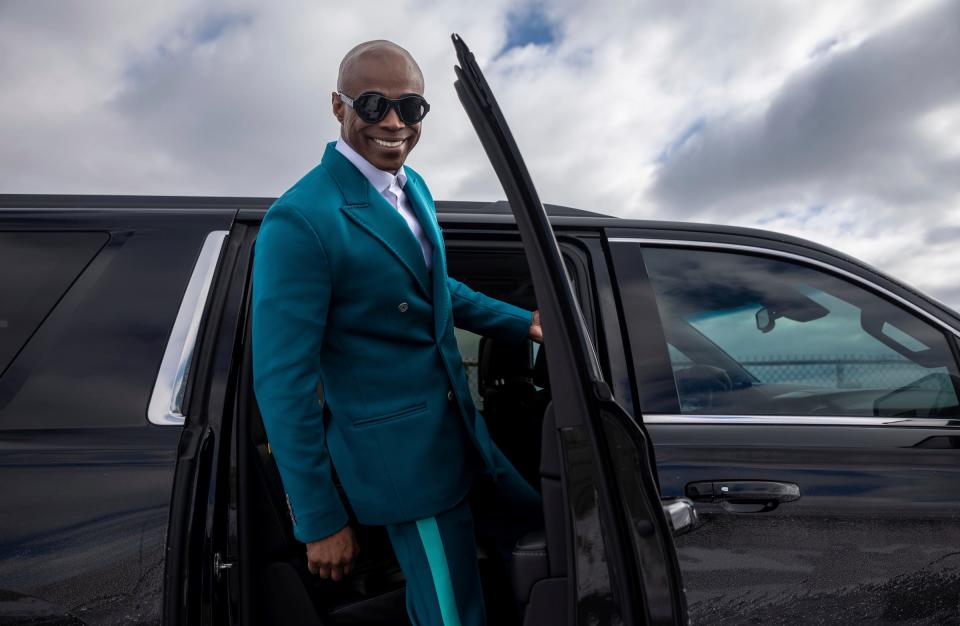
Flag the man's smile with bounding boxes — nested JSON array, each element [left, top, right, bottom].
[[370, 137, 406, 149]]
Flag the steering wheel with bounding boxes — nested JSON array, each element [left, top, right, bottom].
[[675, 364, 733, 411]]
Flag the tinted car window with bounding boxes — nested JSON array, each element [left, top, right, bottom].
[[0, 214, 231, 430], [644, 247, 960, 417], [455, 328, 484, 409], [0, 232, 108, 378]]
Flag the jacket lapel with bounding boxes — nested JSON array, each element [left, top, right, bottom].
[[321, 144, 432, 300], [404, 175, 450, 334]]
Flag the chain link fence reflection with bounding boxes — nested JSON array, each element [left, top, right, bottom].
[[738, 355, 931, 389], [467, 355, 940, 403]]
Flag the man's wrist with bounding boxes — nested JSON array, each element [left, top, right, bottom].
[[293, 508, 350, 545], [306, 521, 350, 546]]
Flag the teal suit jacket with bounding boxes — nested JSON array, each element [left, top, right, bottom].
[[251, 142, 532, 543]]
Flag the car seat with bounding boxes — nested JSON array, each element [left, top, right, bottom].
[[508, 348, 570, 625], [477, 337, 547, 489]]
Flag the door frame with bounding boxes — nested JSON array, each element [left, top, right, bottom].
[[452, 34, 687, 625]]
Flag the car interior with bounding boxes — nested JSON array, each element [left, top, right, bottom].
[[641, 246, 960, 418], [234, 244, 572, 626]]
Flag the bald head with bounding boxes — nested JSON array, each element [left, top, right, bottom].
[[337, 40, 424, 95], [332, 39, 426, 172]]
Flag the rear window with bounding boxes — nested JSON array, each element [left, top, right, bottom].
[[0, 232, 108, 377]]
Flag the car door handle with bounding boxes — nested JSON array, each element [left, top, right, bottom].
[[686, 480, 801, 513]]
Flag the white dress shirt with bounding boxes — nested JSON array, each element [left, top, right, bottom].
[[335, 137, 433, 270]]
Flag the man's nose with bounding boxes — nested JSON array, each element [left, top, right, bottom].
[[379, 106, 405, 130]]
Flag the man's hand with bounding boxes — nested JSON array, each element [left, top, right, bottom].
[[528, 309, 543, 343], [306, 525, 358, 581]]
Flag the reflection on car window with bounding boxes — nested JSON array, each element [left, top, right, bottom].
[[644, 247, 960, 417], [455, 328, 484, 409], [0, 232, 108, 379]]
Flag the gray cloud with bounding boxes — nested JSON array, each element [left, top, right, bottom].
[[926, 226, 960, 246], [1, 0, 960, 309], [0, 0, 516, 196], [651, 0, 960, 218]]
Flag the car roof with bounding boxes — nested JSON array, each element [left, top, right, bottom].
[[2, 193, 957, 323], [0, 195, 923, 266], [0, 193, 853, 249], [0, 194, 598, 216]]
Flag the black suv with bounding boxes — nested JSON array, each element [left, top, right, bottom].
[[2, 36, 958, 626]]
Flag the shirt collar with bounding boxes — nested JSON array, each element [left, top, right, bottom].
[[335, 136, 407, 194]]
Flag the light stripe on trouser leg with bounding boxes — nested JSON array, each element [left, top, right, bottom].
[[385, 501, 486, 626], [415, 516, 463, 626]]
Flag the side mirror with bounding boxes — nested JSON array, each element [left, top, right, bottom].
[[756, 307, 776, 333], [661, 497, 699, 537]]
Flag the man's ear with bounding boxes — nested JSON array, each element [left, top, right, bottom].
[[331, 91, 344, 124]]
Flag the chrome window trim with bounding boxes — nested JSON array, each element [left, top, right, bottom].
[[607, 237, 960, 339], [644, 414, 960, 428], [148, 230, 229, 426]]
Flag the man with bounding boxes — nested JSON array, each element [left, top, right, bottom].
[[251, 40, 543, 626]]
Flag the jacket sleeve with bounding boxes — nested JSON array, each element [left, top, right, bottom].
[[406, 167, 532, 343], [251, 202, 348, 543], [447, 276, 532, 343]]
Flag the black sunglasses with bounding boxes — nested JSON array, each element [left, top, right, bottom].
[[338, 91, 430, 125]]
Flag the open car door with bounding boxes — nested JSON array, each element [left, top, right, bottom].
[[452, 35, 688, 625]]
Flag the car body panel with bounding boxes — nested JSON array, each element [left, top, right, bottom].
[[649, 422, 960, 624], [0, 205, 234, 624], [3, 170, 960, 624], [605, 228, 960, 623]]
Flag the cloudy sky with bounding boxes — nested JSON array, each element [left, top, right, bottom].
[[1, 1, 958, 305]]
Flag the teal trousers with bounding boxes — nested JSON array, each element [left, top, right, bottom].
[[385, 463, 543, 626]]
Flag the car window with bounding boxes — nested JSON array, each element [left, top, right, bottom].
[[0, 232, 108, 379], [454, 328, 484, 410], [643, 247, 960, 417]]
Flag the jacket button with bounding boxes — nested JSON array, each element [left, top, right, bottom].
[[398, 302, 409, 312], [447, 390, 454, 401]]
